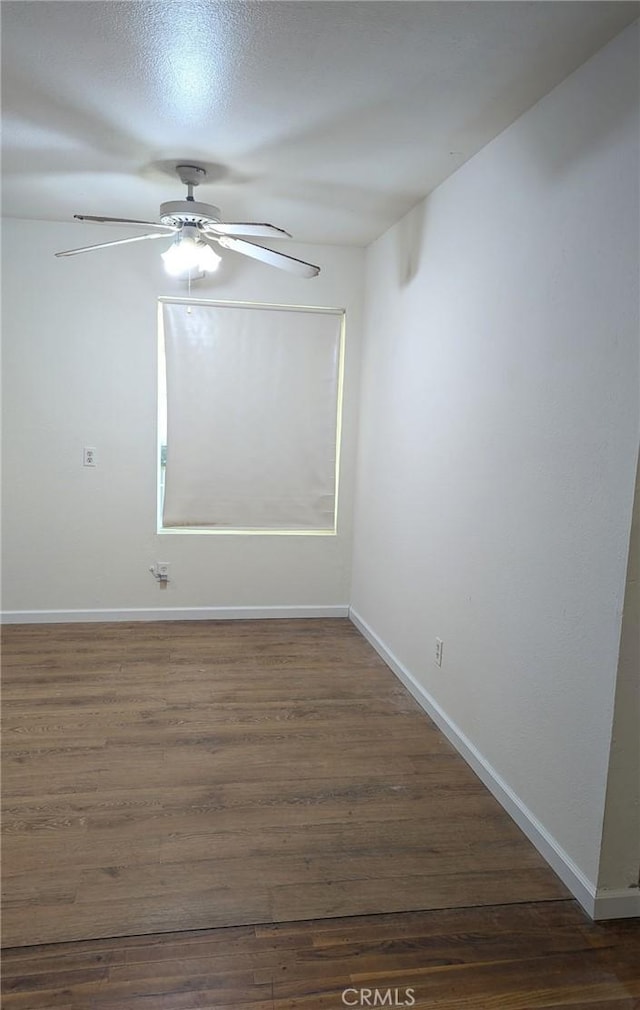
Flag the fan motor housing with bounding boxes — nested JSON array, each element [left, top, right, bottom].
[[159, 200, 221, 227]]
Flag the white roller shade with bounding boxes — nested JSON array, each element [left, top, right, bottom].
[[161, 301, 343, 530]]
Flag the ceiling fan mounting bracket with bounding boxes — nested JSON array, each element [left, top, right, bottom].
[[176, 164, 207, 188]]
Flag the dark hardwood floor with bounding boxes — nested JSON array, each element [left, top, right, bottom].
[[2, 619, 638, 1007], [2, 901, 639, 1008]]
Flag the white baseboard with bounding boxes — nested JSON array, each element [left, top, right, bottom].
[[349, 607, 612, 921], [592, 888, 640, 920], [1, 605, 350, 624]]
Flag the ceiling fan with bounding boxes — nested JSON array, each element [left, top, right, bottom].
[[54, 163, 320, 279]]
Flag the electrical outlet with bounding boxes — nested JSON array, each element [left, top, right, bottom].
[[83, 446, 97, 467], [149, 562, 171, 582], [435, 638, 443, 667]]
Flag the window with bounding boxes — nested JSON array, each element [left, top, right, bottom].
[[158, 298, 345, 534]]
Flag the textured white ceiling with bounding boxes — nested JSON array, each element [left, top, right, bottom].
[[1, 1, 638, 245]]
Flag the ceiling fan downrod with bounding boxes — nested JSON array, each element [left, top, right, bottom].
[[176, 164, 206, 202]]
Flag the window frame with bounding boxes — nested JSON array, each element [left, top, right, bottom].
[[156, 296, 346, 536]]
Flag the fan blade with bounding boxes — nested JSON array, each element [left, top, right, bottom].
[[55, 233, 170, 257], [203, 222, 292, 239], [74, 214, 177, 232], [216, 236, 320, 277]]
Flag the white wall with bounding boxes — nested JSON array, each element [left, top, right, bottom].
[[1, 220, 363, 615], [351, 23, 639, 892]]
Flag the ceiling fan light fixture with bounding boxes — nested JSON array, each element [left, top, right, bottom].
[[55, 163, 320, 277], [197, 242, 222, 273], [161, 229, 221, 277]]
